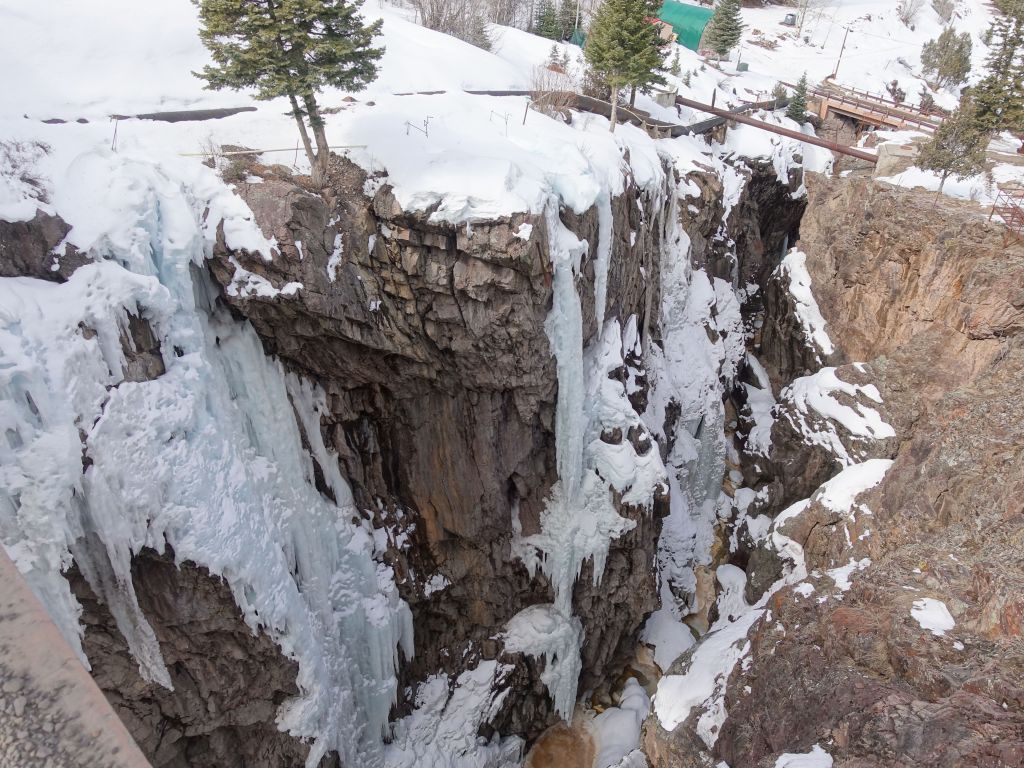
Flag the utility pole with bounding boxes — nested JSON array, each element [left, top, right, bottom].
[[797, 0, 810, 37], [831, 25, 849, 79]]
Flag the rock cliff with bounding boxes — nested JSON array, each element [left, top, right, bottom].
[[204, 154, 675, 739], [645, 175, 1024, 767]]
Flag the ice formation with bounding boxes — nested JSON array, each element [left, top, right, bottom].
[[591, 677, 651, 768], [639, 180, 746, 671], [0, 148, 412, 768], [385, 660, 523, 768], [506, 178, 668, 718]]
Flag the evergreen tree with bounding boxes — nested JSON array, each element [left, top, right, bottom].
[[704, 0, 745, 59], [536, 0, 561, 40], [558, 0, 580, 40], [973, 4, 1024, 133], [771, 80, 788, 105], [670, 48, 681, 76], [786, 72, 809, 122], [628, 2, 668, 106], [917, 98, 988, 196], [585, 0, 665, 130], [193, 0, 383, 186], [547, 43, 561, 70], [920, 27, 973, 88]]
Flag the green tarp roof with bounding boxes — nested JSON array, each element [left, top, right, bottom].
[[658, 0, 713, 51]]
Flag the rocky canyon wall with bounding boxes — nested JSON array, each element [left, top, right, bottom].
[[645, 174, 1024, 768], [202, 154, 678, 739], [0, 139, 815, 768]]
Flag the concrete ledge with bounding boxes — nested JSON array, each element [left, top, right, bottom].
[[0, 548, 152, 768]]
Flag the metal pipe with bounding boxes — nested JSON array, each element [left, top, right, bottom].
[[674, 94, 879, 163]]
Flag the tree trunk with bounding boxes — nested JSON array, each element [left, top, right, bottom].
[[288, 94, 317, 175], [302, 93, 331, 187], [629, 85, 637, 108], [609, 85, 620, 133]]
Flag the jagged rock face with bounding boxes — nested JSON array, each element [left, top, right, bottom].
[[0, 211, 89, 281], [67, 548, 330, 768], [758, 265, 824, 383], [207, 156, 670, 737], [710, 177, 1024, 766], [679, 160, 806, 287]]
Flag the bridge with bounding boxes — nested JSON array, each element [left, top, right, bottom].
[[806, 82, 943, 133]]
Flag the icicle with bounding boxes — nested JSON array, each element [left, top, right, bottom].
[[507, 191, 668, 721], [593, 192, 613, 331], [543, 202, 587, 501]]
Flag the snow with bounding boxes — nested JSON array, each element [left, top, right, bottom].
[[654, 605, 762, 745], [503, 604, 583, 720], [733, 0, 997, 113], [911, 598, 956, 636], [815, 459, 892, 514], [826, 558, 871, 593], [226, 256, 303, 298], [777, 249, 834, 357], [774, 745, 834, 768], [385, 661, 523, 768], [327, 232, 344, 283], [591, 678, 651, 768], [514, 222, 534, 240], [654, 490, 814, 745], [716, 113, 833, 185], [781, 368, 895, 464], [0, 138, 412, 767], [641, 605, 697, 672], [423, 573, 450, 597], [0, 0, 929, 758], [872, 129, 1024, 206], [743, 354, 777, 457]]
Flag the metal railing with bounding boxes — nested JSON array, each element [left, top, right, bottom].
[[815, 91, 941, 132], [989, 186, 1024, 243]]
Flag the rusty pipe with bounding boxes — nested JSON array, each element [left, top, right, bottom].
[[674, 94, 879, 164]]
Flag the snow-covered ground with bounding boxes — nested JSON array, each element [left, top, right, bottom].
[[733, 0, 996, 111]]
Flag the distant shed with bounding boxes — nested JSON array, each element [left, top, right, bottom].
[[657, 1, 714, 51]]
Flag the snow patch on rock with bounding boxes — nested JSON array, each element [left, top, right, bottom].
[[911, 598, 956, 636]]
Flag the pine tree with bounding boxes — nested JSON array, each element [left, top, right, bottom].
[[973, 5, 1024, 133], [771, 80, 788, 105], [536, 0, 561, 39], [670, 48, 681, 76], [585, 0, 666, 130], [917, 98, 988, 196], [920, 27, 973, 88], [558, 0, 579, 40], [786, 72, 809, 122], [628, 1, 668, 106], [193, 0, 383, 187], [547, 43, 564, 72], [704, 0, 745, 60]]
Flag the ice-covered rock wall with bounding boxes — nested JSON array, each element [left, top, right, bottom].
[[0, 149, 412, 767]]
